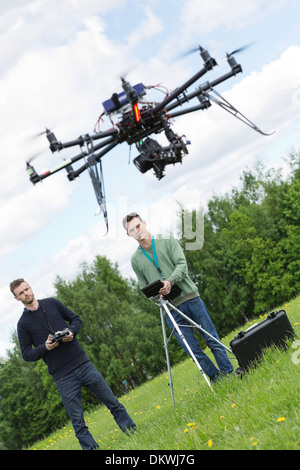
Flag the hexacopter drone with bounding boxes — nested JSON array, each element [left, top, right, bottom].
[[26, 45, 273, 231]]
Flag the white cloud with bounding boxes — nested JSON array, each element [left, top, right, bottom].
[[126, 5, 163, 49], [179, 0, 291, 39], [0, 174, 73, 259]]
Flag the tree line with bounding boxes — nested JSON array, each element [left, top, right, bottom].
[[0, 153, 299, 449]]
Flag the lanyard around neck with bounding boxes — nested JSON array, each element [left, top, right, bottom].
[[26, 301, 55, 334], [140, 235, 164, 278]]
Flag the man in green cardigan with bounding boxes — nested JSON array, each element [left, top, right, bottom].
[[123, 212, 233, 382]]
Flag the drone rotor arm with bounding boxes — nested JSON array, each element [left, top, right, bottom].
[[153, 57, 215, 114], [27, 158, 75, 183], [167, 100, 211, 118], [164, 67, 242, 114], [50, 128, 119, 153], [27, 134, 118, 184]]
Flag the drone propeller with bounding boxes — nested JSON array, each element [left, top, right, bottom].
[[175, 45, 217, 71], [179, 42, 254, 62], [26, 152, 42, 164], [182, 45, 201, 57], [226, 42, 254, 58], [116, 62, 140, 85], [177, 45, 204, 60], [28, 128, 54, 140]]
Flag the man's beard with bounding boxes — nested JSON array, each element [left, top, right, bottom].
[[23, 294, 34, 305]]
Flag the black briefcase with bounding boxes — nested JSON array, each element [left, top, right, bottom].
[[230, 310, 295, 371]]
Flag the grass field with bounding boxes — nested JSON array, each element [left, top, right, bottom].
[[29, 297, 300, 451]]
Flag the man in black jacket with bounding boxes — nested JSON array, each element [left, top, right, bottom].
[[11, 278, 136, 450]]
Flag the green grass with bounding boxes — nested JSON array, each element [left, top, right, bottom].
[[29, 297, 300, 450]]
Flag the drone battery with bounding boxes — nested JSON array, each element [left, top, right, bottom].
[[102, 83, 145, 113], [230, 310, 295, 371]]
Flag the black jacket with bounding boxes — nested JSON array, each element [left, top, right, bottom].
[[17, 298, 89, 381]]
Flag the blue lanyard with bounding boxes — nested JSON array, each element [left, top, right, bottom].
[[140, 236, 164, 278]]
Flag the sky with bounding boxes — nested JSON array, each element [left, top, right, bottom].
[[1, 0, 300, 358]]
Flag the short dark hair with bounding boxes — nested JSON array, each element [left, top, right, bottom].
[[122, 212, 143, 230], [9, 278, 26, 295]]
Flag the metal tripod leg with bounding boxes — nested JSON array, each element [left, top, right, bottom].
[[159, 307, 176, 408], [167, 300, 233, 354], [160, 300, 214, 395]]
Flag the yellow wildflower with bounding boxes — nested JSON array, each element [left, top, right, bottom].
[[277, 417, 286, 422]]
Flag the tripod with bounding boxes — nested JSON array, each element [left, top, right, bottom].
[[156, 297, 233, 407]]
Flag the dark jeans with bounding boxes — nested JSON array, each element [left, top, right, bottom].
[[55, 361, 136, 449], [166, 297, 234, 382]]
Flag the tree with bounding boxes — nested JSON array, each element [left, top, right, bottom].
[[181, 153, 300, 331], [0, 333, 54, 450]]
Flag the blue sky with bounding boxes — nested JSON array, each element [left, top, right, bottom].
[[1, 0, 300, 357]]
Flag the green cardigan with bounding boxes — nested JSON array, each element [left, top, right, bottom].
[[131, 235, 199, 306]]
